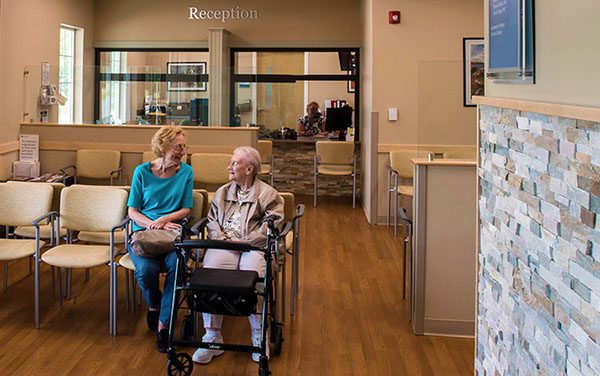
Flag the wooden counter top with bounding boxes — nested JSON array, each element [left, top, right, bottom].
[[472, 96, 600, 122], [411, 158, 476, 166], [23, 123, 259, 131], [270, 136, 359, 144]]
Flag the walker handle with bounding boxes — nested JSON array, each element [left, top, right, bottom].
[[175, 239, 262, 253]]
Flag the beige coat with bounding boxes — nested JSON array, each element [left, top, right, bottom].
[[207, 178, 284, 248]]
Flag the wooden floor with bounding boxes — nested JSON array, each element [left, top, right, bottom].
[[0, 196, 474, 376]]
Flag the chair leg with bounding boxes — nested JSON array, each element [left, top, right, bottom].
[[352, 172, 356, 209], [125, 270, 130, 311], [313, 156, 318, 208], [51, 266, 55, 303], [402, 223, 407, 300], [65, 269, 72, 300], [281, 261, 286, 319], [394, 175, 399, 237], [3, 261, 7, 292], [313, 173, 318, 208], [57, 267, 63, 306], [34, 255, 40, 329], [387, 170, 391, 227], [84, 268, 90, 282], [132, 274, 138, 310]]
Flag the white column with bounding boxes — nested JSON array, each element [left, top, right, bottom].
[[208, 28, 230, 126]]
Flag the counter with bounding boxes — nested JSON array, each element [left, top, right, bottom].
[[410, 158, 477, 337], [268, 137, 361, 197], [20, 123, 258, 184]]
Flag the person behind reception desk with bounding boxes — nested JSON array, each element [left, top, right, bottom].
[[297, 101, 325, 136]]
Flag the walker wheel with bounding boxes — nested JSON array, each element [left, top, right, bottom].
[[258, 356, 271, 376], [166, 352, 193, 376], [271, 323, 283, 356]]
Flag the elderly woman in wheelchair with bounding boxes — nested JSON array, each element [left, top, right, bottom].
[[192, 146, 284, 364]]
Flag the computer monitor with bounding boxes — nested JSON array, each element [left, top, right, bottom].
[[190, 98, 209, 126], [325, 106, 353, 132]]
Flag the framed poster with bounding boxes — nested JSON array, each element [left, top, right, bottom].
[[167, 62, 207, 92], [463, 38, 485, 106]]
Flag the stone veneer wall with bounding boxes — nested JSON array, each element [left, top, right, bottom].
[[477, 105, 600, 375]]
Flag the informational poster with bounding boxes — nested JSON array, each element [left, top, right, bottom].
[[489, 0, 520, 72], [19, 134, 39, 162]]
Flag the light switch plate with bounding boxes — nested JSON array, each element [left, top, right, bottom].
[[388, 108, 398, 121]]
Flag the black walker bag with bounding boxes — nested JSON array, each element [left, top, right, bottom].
[[187, 268, 259, 316]]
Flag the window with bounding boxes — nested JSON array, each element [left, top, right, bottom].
[[100, 51, 130, 124], [58, 26, 75, 123], [96, 50, 209, 125], [58, 25, 83, 123], [231, 49, 360, 138]]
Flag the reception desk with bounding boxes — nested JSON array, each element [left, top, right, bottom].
[[410, 158, 477, 337], [269, 136, 360, 197]]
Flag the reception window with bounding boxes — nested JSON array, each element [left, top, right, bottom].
[[95, 49, 209, 125], [231, 49, 359, 139]]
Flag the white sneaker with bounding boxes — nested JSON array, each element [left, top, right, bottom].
[[251, 331, 269, 363], [192, 333, 224, 364]]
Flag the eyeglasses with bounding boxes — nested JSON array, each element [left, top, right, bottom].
[[171, 144, 188, 152], [229, 159, 241, 167]]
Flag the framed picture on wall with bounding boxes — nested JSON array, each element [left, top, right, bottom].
[[167, 62, 207, 92], [463, 38, 484, 106], [347, 70, 356, 93]]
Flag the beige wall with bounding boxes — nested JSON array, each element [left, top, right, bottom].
[[372, 0, 482, 145], [94, 0, 361, 46], [0, 0, 94, 151], [363, 0, 483, 222], [485, 0, 600, 107], [361, 0, 375, 222]]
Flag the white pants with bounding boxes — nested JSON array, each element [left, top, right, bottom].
[[202, 249, 265, 333]]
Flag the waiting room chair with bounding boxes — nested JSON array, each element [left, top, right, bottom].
[[279, 192, 305, 316], [39, 185, 128, 335], [386, 150, 431, 236], [257, 140, 274, 186], [142, 151, 155, 164], [0, 155, 6, 181], [12, 182, 67, 246], [190, 153, 231, 193], [60, 149, 124, 186], [0, 183, 53, 330], [76, 185, 130, 246], [313, 141, 356, 208], [118, 189, 208, 313]]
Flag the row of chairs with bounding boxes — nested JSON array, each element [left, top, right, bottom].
[[52, 140, 357, 210], [0, 181, 304, 336]]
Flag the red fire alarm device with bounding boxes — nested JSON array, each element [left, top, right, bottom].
[[389, 11, 401, 24]]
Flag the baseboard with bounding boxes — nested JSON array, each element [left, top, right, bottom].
[[423, 318, 475, 338]]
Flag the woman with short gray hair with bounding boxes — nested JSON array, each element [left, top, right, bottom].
[[192, 146, 284, 365]]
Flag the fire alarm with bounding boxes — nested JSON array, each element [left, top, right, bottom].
[[389, 11, 401, 24]]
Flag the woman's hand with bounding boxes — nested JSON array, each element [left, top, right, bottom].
[[163, 222, 182, 231], [148, 217, 168, 229]]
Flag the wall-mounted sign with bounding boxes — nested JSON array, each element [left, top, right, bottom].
[[188, 6, 259, 22], [487, 0, 535, 83]]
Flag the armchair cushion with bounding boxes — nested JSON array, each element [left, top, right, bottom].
[[41, 244, 110, 268], [0, 239, 45, 261]]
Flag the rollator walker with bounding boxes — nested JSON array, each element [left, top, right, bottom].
[[165, 218, 289, 376]]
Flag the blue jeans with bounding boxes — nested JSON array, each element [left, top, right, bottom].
[[128, 244, 178, 325]]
